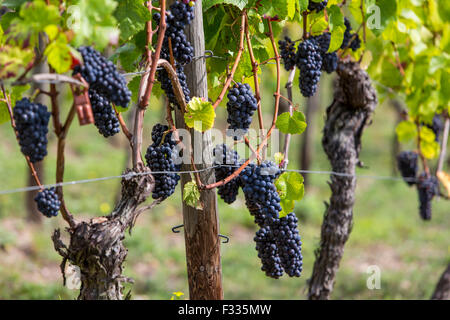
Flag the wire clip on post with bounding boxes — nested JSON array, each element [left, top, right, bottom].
[[171, 224, 230, 243]]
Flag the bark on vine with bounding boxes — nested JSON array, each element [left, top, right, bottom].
[[52, 164, 154, 300], [431, 263, 450, 300], [308, 60, 377, 300]]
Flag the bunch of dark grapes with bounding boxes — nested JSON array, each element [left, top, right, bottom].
[[13, 98, 51, 163], [241, 162, 304, 279], [313, 32, 338, 74], [278, 36, 297, 71], [416, 173, 440, 220], [154, 1, 194, 109], [308, 0, 328, 12], [213, 144, 241, 204], [240, 162, 282, 223], [145, 124, 181, 200], [154, 1, 195, 65], [272, 212, 303, 277], [89, 89, 120, 137], [349, 34, 361, 51], [74, 46, 131, 108], [295, 39, 322, 97], [34, 187, 60, 218], [157, 64, 191, 109], [341, 18, 361, 51], [226, 83, 258, 139], [397, 151, 418, 186], [425, 115, 444, 142], [254, 226, 284, 279]]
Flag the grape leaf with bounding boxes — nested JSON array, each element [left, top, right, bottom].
[[184, 97, 216, 132], [44, 34, 72, 74], [275, 110, 307, 135], [396, 120, 417, 143], [203, 0, 249, 11], [274, 152, 284, 166], [276, 171, 304, 201], [114, 0, 151, 41], [279, 199, 294, 218], [183, 181, 202, 209]]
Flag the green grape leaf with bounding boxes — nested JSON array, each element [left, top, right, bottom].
[[396, 120, 417, 143], [298, 0, 309, 12], [13, 0, 60, 39], [274, 152, 284, 166], [203, 0, 249, 11], [420, 139, 440, 160], [276, 171, 304, 201], [0, 45, 34, 79], [370, 0, 398, 37], [279, 199, 295, 218], [327, 4, 345, 52], [44, 34, 72, 74], [275, 110, 307, 135], [69, 0, 118, 51], [184, 97, 216, 132], [287, 0, 296, 19], [183, 181, 202, 209], [114, 0, 151, 41]]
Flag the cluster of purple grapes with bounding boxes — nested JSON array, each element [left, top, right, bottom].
[[397, 151, 418, 186], [74, 46, 131, 108], [34, 187, 61, 218], [308, 0, 328, 12], [240, 162, 303, 278], [341, 18, 361, 52], [213, 144, 241, 204], [13, 98, 51, 163], [397, 150, 441, 221], [88, 89, 120, 137], [145, 124, 181, 200], [154, 1, 195, 109], [278, 18, 363, 97], [417, 174, 440, 221], [313, 32, 339, 74], [295, 38, 323, 97], [278, 37, 297, 71], [226, 83, 258, 139]]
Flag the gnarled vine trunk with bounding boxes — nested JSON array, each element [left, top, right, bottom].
[[431, 263, 450, 300], [52, 164, 154, 300], [308, 61, 377, 300]]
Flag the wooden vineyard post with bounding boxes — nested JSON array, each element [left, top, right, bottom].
[[174, 0, 224, 300]]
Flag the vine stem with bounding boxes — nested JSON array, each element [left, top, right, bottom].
[[203, 18, 282, 190], [360, 0, 367, 43], [281, 67, 296, 169], [132, 0, 166, 167], [391, 41, 405, 76], [212, 11, 246, 109], [1, 84, 43, 189], [416, 120, 430, 176], [437, 115, 449, 173], [114, 106, 133, 141], [244, 13, 264, 132]]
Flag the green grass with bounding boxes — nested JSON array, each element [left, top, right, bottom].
[[0, 75, 448, 300]]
